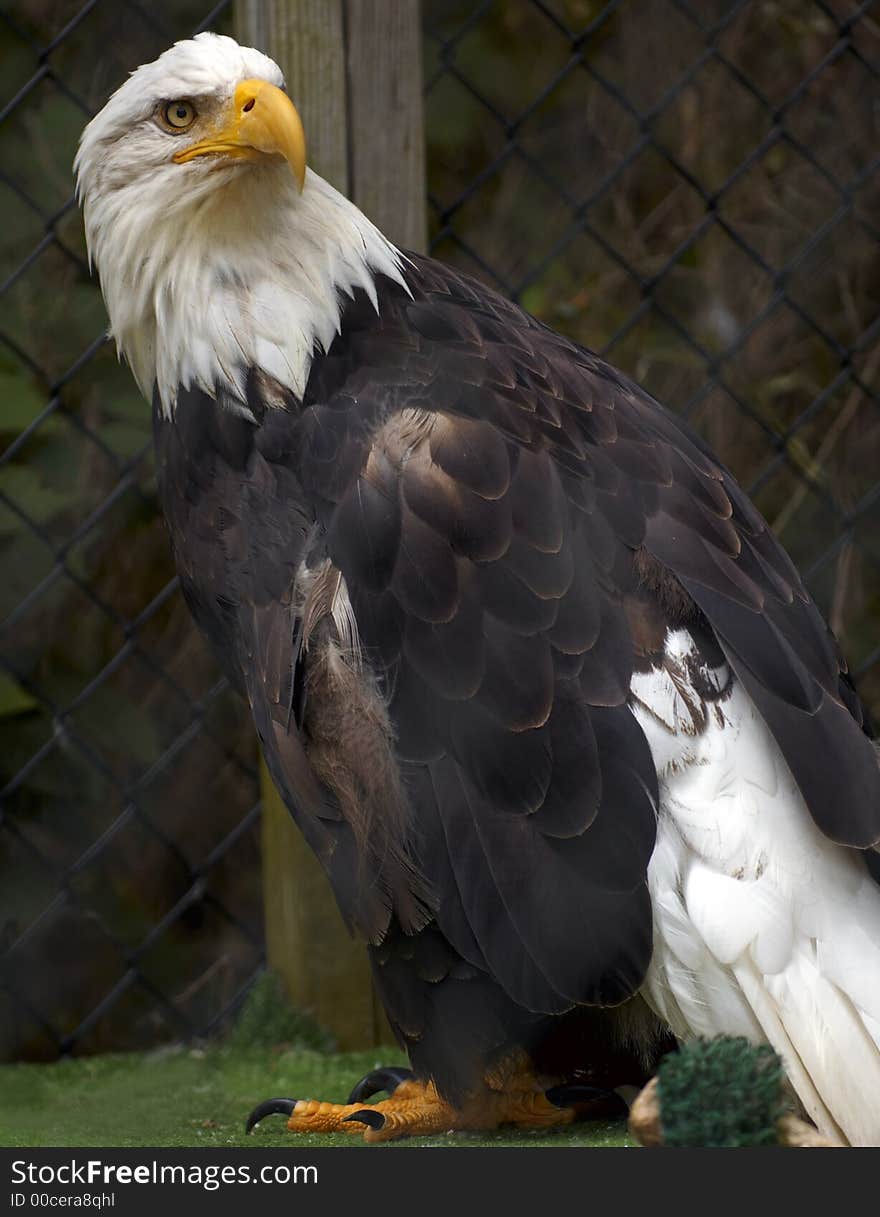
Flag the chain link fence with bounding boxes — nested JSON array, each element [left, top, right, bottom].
[[0, 0, 262, 1062], [2, 0, 879, 1061]]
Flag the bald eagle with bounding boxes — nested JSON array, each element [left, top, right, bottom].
[[75, 33, 880, 1145]]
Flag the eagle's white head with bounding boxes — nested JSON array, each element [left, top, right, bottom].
[[75, 32, 404, 415]]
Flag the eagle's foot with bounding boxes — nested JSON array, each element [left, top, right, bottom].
[[246, 1073, 456, 1143], [246, 1065, 625, 1143]]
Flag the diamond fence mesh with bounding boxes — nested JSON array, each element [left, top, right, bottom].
[[1, 0, 879, 1061]]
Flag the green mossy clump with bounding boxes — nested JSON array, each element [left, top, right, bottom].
[[658, 1037, 787, 1148], [225, 971, 336, 1053]]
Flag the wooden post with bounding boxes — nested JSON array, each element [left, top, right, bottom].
[[235, 0, 427, 247], [233, 0, 427, 1048]]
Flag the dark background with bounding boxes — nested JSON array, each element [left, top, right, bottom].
[[1, 0, 878, 1062]]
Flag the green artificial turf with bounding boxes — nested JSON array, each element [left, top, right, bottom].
[[0, 1048, 633, 1148], [0, 978, 633, 1149]]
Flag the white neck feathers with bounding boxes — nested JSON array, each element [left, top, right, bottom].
[[83, 164, 407, 416]]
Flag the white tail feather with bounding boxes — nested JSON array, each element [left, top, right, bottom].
[[633, 629, 880, 1147]]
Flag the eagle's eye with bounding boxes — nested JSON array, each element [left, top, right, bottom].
[[161, 100, 197, 131]]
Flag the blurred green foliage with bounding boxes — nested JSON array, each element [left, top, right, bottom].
[[225, 971, 335, 1054], [0, 0, 878, 1062]]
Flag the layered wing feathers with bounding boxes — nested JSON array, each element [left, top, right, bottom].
[[155, 251, 880, 1069]]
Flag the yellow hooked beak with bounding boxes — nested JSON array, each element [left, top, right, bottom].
[[172, 79, 306, 192]]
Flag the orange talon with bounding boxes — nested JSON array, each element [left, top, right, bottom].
[[275, 1081, 457, 1142], [246, 1060, 625, 1143], [248, 1078, 581, 1143]]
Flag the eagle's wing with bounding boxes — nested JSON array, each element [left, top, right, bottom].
[[282, 254, 880, 1010], [152, 384, 394, 937], [156, 254, 880, 1135]]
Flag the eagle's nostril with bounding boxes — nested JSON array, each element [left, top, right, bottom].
[[242, 97, 256, 113]]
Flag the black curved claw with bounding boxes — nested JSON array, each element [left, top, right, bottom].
[[347, 1066, 414, 1105], [342, 1109, 386, 1131], [545, 1083, 629, 1116], [245, 1097, 297, 1134]]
